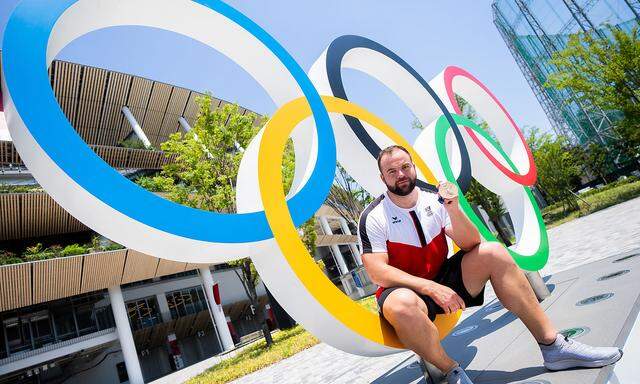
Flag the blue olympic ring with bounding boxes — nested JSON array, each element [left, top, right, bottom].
[[2, 0, 335, 243]]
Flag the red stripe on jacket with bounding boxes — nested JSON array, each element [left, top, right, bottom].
[[375, 229, 448, 298]]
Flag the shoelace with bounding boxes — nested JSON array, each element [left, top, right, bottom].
[[561, 336, 591, 356]]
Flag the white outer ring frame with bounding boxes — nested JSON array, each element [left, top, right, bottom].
[[3, 0, 325, 263], [308, 44, 462, 197]]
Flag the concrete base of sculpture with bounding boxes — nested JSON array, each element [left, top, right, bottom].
[[376, 249, 640, 384]]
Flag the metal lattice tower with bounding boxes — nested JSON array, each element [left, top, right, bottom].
[[558, 0, 600, 35], [561, 0, 605, 37], [492, 3, 575, 141], [500, 0, 619, 148], [623, 0, 640, 21]]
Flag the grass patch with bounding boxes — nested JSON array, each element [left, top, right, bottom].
[[187, 326, 318, 384], [188, 295, 377, 384], [358, 294, 378, 314], [543, 179, 640, 228]]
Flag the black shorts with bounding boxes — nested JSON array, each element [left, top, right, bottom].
[[377, 250, 485, 321]]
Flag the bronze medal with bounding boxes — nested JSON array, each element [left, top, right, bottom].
[[438, 181, 458, 200]]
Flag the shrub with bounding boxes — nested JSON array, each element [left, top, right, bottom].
[[104, 243, 125, 251], [579, 176, 639, 198], [544, 179, 640, 226], [0, 184, 44, 194], [0, 256, 23, 265], [119, 137, 149, 150], [135, 175, 171, 192], [0, 250, 15, 258], [61, 244, 88, 257], [24, 252, 55, 262], [24, 243, 44, 255], [0, 250, 23, 265], [48, 245, 63, 257]]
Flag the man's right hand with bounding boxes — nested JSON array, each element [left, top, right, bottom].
[[419, 281, 466, 314]]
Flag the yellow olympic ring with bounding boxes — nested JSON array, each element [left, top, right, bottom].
[[258, 95, 461, 348]]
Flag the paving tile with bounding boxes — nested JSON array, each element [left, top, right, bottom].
[[229, 197, 640, 384]]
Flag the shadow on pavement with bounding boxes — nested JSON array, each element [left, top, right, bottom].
[[371, 355, 424, 384], [467, 366, 548, 383], [442, 299, 519, 369], [371, 294, 527, 384]]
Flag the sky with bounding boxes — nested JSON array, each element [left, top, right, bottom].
[[0, 0, 552, 143]]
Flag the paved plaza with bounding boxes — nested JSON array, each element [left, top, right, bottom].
[[229, 197, 640, 384]]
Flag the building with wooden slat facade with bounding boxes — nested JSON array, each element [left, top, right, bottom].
[[0, 57, 367, 384]]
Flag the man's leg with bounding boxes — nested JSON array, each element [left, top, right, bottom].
[[382, 288, 457, 372], [460, 242, 557, 344], [459, 242, 622, 371]]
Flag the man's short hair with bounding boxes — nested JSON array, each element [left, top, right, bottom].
[[377, 145, 413, 172]]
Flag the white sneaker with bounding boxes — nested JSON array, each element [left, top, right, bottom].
[[540, 334, 623, 371]]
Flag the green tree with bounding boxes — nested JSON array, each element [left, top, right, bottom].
[[137, 95, 318, 347], [465, 180, 511, 246], [228, 258, 273, 345], [526, 127, 582, 213], [547, 26, 640, 163], [325, 164, 372, 226], [152, 97, 261, 212], [576, 142, 611, 184]]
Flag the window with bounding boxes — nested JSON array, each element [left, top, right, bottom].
[[29, 311, 54, 348], [3, 316, 32, 354], [51, 304, 77, 341], [339, 244, 358, 271], [126, 297, 162, 331], [166, 287, 208, 320], [0, 291, 114, 357], [75, 304, 98, 336], [0, 326, 6, 359]]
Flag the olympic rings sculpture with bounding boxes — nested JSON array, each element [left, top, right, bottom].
[[2, 0, 547, 356]]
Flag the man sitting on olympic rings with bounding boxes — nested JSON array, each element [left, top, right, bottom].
[[358, 145, 622, 384]]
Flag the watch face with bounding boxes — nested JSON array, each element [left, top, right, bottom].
[[438, 181, 458, 199]]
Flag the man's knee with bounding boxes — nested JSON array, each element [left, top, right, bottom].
[[479, 241, 514, 266], [383, 289, 425, 322]]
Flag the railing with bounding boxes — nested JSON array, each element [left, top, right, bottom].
[[0, 141, 176, 170], [0, 140, 22, 165], [340, 265, 377, 299], [92, 144, 177, 169], [0, 248, 200, 312], [316, 234, 359, 247], [0, 192, 88, 241], [0, 327, 116, 366]]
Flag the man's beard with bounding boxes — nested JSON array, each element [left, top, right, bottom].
[[386, 176, 417, 197]]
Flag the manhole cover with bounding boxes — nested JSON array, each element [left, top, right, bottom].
[[452, 325, 478, 336], [559, 326, 591, 339], [613, 253, 639, 263], [597, 270, 630, 281], [576, 293, 614, 306]]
